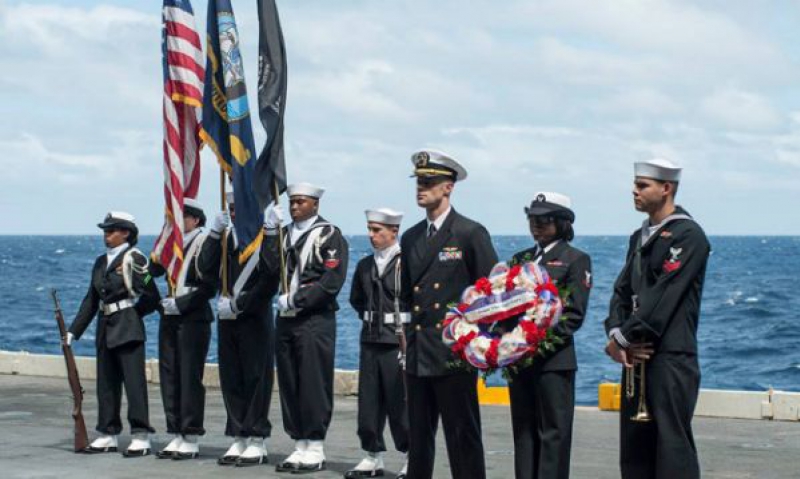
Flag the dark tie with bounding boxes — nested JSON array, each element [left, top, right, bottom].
[[427, 223, 437, 238]]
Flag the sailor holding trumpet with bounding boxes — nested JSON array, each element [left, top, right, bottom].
[[604, 159, 711, 479]]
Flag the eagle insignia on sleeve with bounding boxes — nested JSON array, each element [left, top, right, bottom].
[[663, 247, 682, 273]]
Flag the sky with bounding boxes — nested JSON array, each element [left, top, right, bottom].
[[1, 0, 799, 236]]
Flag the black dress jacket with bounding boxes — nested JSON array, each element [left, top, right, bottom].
[[605, 206, 711, 354], [400, 209, 498, 377], [69, 247, 158, 349], [350, 253, 408, 345], [261, 216, 349, 316], [511, 241, 592, 372]]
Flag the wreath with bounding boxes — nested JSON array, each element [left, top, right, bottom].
[[441, 261, 564, 371]]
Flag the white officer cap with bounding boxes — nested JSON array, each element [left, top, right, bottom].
[[287, 182, 325, 199], [183, 197, 204, 213], [525, 192, 575, 223], [634, 158, 682, 182], [410, 149, 468, 182], [365, 208, 404, 226], [97, 211, 137, 231]]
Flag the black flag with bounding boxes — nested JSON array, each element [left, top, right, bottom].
[[254, 0, 288, 209]]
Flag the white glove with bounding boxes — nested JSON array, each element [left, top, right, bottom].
[[217, 296, 237, 320], [65, 332, 75, 346], [264, 203, 284, 230], [277, 293, 293, 312], [161, 298, 180, 316], [211, 211, 230, 233]]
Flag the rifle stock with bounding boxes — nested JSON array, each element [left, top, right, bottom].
[[51, 289, 89, 452]]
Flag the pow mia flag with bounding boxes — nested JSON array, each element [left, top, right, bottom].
[[254, 0, 288, 209]]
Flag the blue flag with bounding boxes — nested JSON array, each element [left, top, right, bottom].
[[200, 0, 262, 263]]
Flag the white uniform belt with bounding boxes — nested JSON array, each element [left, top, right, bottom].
[[363, 312, 410, 324], [100, 299, 135, 315]]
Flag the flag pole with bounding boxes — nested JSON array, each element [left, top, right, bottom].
[[273, 179, 289, 294], [220, 169, 229, 298]]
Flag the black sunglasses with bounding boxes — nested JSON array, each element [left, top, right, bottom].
[[530, 216, 556, 226]]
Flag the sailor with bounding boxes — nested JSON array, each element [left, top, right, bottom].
[[399, 150, 498, 479], [260, 182, 350, 474], [345, 208, 410, 479], [508, 192, 592, 479], [152, 198, 220, 460], [213, 190, 280, 466], [604, 159, 711, 479], [65, 211, 157, 456]]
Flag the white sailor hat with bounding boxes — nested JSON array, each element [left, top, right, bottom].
[[410, 149, 468, 182], [225, 189, 235, 204], [525, 192, 575, 223], [97, 211, 138, 232], [634, 158, 682, 182], [365, 208, 403, 226], [287, 182, 325, 199]]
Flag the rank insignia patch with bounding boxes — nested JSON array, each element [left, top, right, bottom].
[[583, 270, 592, 288], [660, 230, 673, 239], [439, 247, 463, 262], [546, 260, 564, 267], [663, 247, 682, 273], [324, 249, 340, 269]]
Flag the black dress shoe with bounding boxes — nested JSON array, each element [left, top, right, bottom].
[[236, 455, 268, 467], [156, 449, 176, 459], [293, 461, 326, 474], [122, 448, 151, 458], [344, 468, 384, 478], [275, 460, 299, 473], [83, 446, 118, 454], [217, 454, 239, 466], [172, 451, 199, 460]]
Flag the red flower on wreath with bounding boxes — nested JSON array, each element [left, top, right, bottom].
[[456, 302, 469, 313], [519, 321, 545, 347], [452, 331, 477, 356], [475, 277, 493, 296], [535, 281, 559, 296], [505, 265, 522, 292], [485, 338, 500, 368]]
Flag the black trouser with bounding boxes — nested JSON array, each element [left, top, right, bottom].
[[406, 371, 485, 479], [508, 368, 575, 479], [357, 343, 409, 454], [95, 340, 154, 435], [276, 311, 335, 440], [158, 318, 211, 435], [218, 312, 275, 438], [620, 353, 701, 479]]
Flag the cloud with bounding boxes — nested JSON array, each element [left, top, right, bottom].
[[700, 87, 782, 132], [1, 0, 799, 234]]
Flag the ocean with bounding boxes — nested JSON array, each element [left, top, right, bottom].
[[1, 235, 798, 405]]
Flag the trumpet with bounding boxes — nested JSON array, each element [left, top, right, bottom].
[[625, 360, 652, 422]]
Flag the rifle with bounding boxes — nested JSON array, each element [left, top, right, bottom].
[[51, 289, 89, 452], [393, 258, 408, 399]]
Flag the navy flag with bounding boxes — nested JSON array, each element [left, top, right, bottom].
[[254, 0, 288, 209], [200, 0, 262, 263]]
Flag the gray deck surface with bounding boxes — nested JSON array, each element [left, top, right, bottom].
[[1, 374, 798, 478]]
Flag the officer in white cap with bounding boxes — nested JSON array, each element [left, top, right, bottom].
[[605, 159, 711, 479], [399, 150, 498, 479], [151, 198, 220, 460], [66, 211, 158, 456], [211, 189, 279, 467], [509, 192, 593, 479], [260, 182, 349, 473], [345, 208, 409, 479]]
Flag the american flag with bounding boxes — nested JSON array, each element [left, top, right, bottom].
[[152, 0, 204, 288]]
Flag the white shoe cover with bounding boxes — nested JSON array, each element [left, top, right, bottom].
[[240, 438, 267, 459], [90, 434, 118, 449], [353, 452, 384, 471], [224, 437, 247, 457]]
